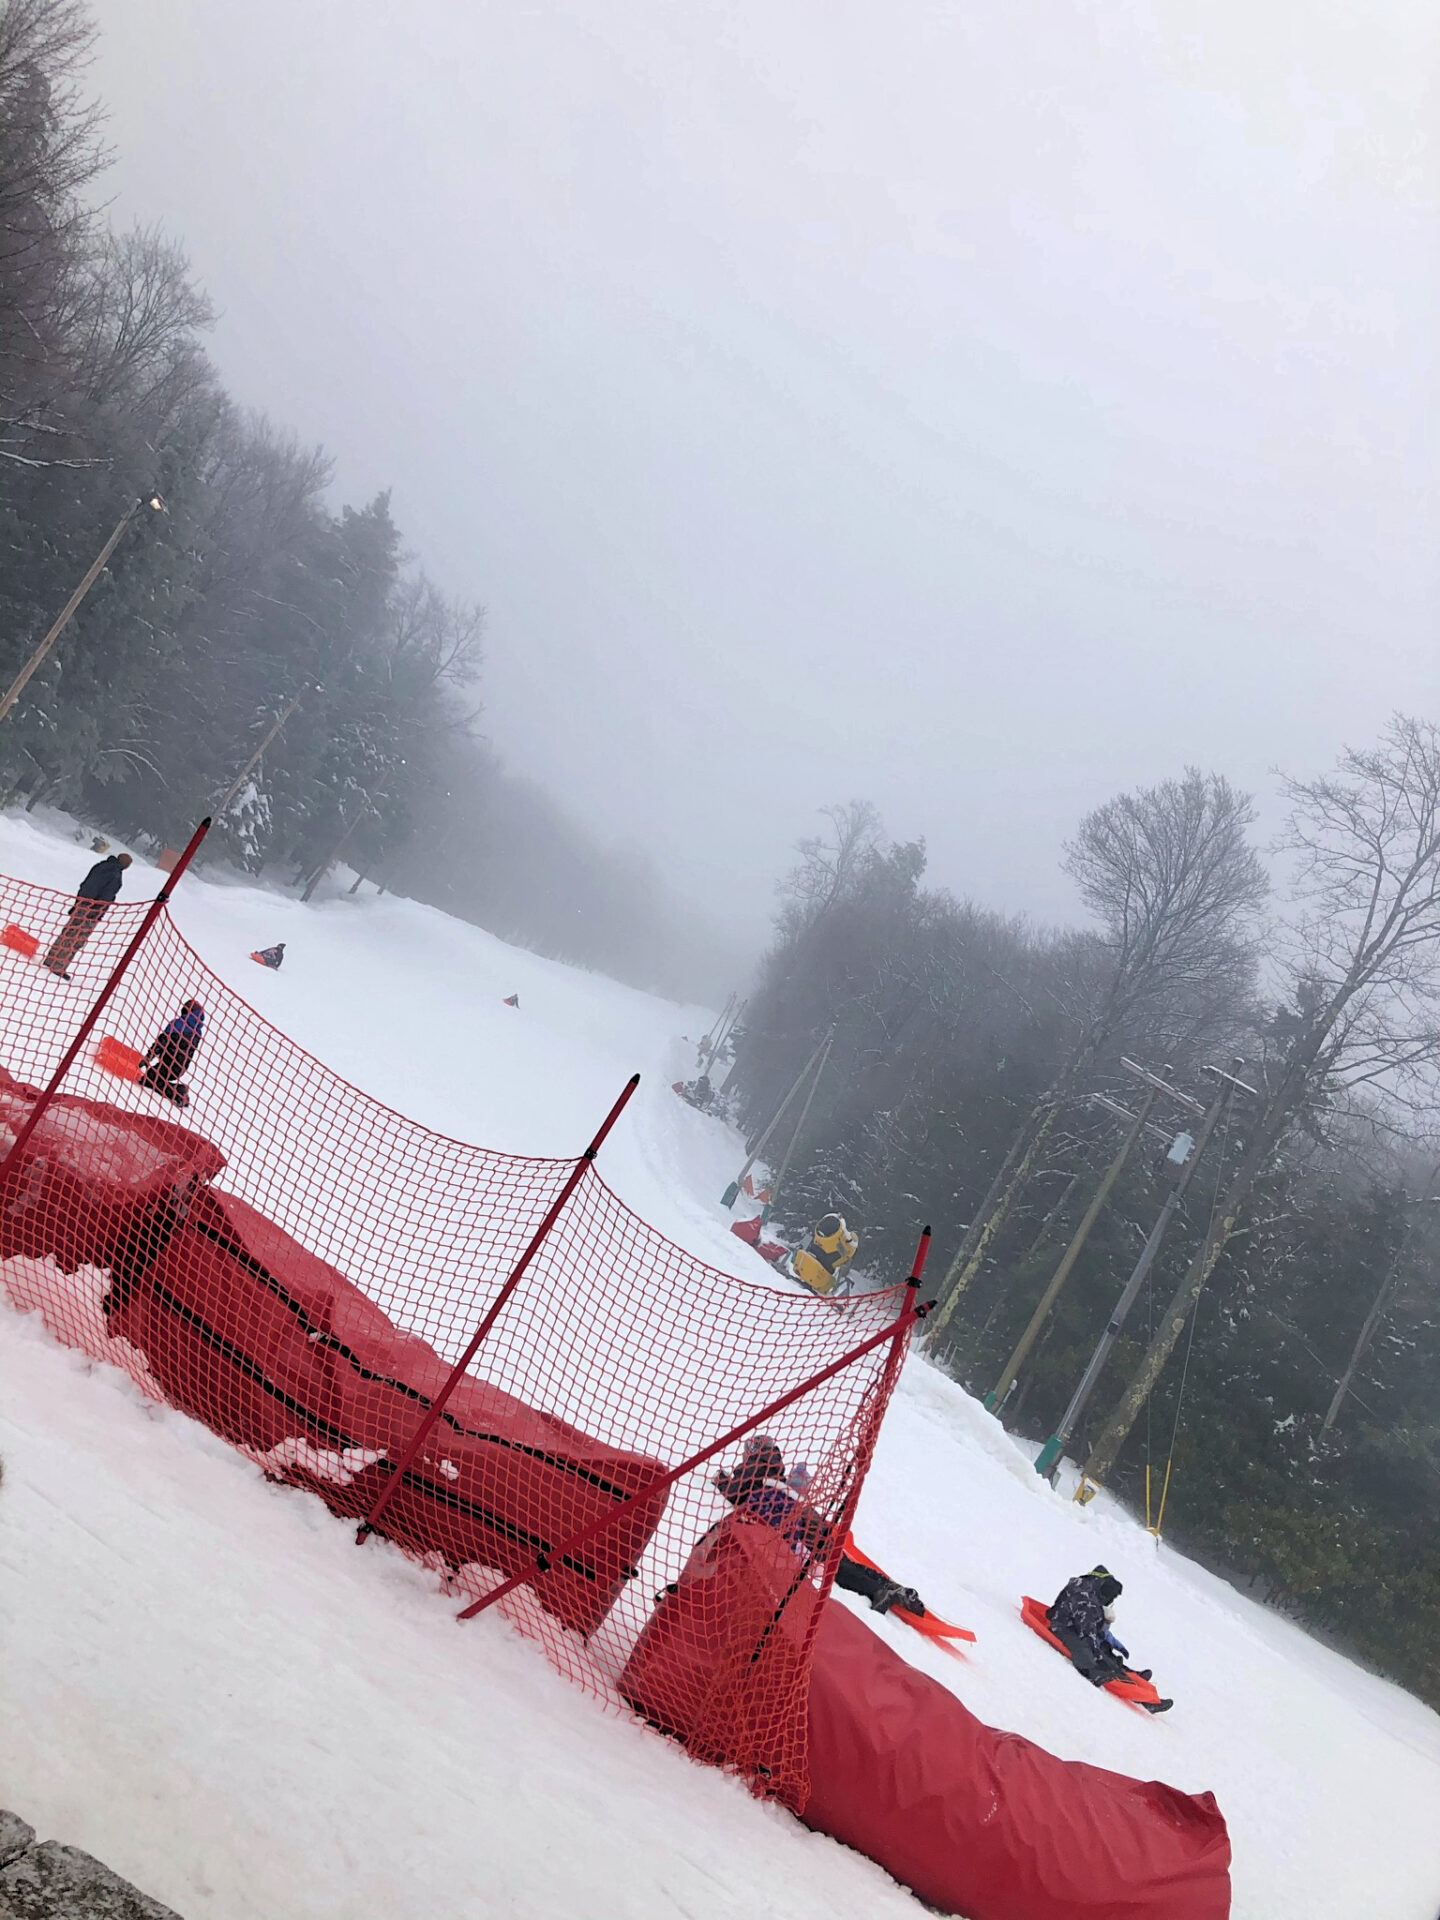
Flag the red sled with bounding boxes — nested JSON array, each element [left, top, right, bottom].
[[729, 1211, 791, 1267], [1, 923, 39, 958], [95, 1035, 144, 1082], [844, 1533, 976, 1644], [1020, 1595, 1164, 1708]]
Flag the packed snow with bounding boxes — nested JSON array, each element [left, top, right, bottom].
[[0, 811, 1438, 1920]]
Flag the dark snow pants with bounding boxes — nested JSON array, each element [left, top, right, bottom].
[[1051, 1622, 1127, 1686], [835, 1556, 888, 1605]]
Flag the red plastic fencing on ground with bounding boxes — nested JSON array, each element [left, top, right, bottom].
[[0, 860, 914, 1809]]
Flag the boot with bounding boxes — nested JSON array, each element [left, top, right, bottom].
[[869, 1577, 921, 1616], [1142, 1698, 1174, 1714]]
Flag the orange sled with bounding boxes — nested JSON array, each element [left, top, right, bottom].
[[95, 1035, 144, 1082], [844, 1533, 976, 1644], [1021, 1595, 1164, 1708], [1, 923, 39, 958]]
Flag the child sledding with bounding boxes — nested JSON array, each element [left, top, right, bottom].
[[1022, 1565, 1173, 1712]]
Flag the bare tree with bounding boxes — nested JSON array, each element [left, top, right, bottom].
[[1084, 718, 1440, 1483], [928, 770, 1266, 1335], [0, 0, 106, 466], [777, 799, 883, 939], [61, 224, 216, 420]]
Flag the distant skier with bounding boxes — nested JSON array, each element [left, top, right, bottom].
[[43, 851, 132, 979], [503, 993, 520, 1008], [139, 999, 204, 1107], [250, 943, 285, 970], [713, 1434, 926, 1617], [790, 1212, 859, 1296]]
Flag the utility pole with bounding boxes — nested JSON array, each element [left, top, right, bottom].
[[214, 685, 311, 821], [1322, 1166, 1440, 1435], [761, 1027, 834, 1225], [697, 994, 736, 1075], [986, 1061, 1201, 1412], [300, 803, 372, 903], [721, 1028, 833, 1209], [925, 1105, 1061, 1340], [0, 494, 166, 725], [1034, 1060, 1249, 1480]]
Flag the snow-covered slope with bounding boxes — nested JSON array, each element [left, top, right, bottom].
[[1, 812, 1438, 1920]]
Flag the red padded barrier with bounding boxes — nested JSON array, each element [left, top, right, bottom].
[[0, 1063, 225, 1273], [803, 1600, 1232, 1920]]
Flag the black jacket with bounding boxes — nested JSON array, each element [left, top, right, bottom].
[[1048, 1572, 1117, 1651], [76, 856, 126, 904]]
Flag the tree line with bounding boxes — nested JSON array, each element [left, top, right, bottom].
[[0, 0, 734, 1000], [729, 730, 1440, 1707]]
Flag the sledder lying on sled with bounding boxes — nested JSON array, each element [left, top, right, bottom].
[[1022, 1565, 1172, 1712], [710, 1435, 974, 1642]]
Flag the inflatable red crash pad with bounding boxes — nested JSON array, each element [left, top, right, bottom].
[[0, 1063, 225, 1273], [106, 1183, 668, 1634], [803, 1600, 1231, 1920], [620, 1511, 822, 1783]]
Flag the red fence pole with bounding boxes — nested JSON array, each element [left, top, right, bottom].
[[357, 1071, 641, 1545], [0, 818, 212, 1177], [456, 1254, 934, 1622]]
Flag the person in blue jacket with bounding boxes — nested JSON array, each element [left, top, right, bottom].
[[139, 999, 204, 1106]]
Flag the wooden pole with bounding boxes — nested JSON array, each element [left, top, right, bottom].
[[0, 497, 164, 725]]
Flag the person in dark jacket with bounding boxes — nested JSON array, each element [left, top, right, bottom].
[[713, 1434, 926, 1617], [1047, 1565, 1130, 1685], [139, 999, 204, 1106], [43, 852, 132, 978]]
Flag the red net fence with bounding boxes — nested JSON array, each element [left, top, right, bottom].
[[0, 856, 917, 1809]]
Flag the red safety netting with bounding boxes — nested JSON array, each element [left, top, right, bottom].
[[0, 863, 913, 1809]]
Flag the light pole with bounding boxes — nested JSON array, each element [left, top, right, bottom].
[[0, 494, 166, 725]]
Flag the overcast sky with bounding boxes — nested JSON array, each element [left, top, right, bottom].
[[88, 0, 1439, 946]]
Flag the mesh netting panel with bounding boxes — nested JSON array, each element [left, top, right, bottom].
[[0, 869, 911, 1807]]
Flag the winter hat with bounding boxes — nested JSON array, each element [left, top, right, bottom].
[[787, 1462, 813, 1493], [1090, 1564, 1124, 1605], [742, 1433, 787, 1482]]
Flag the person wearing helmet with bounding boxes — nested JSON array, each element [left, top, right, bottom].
[[1046, 1565, 1133, 1685], [791, 1212, 859, 1296], [712, 1435, 925, 1616]]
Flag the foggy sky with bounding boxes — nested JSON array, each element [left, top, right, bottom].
[[88, 1, 1439, 950]]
